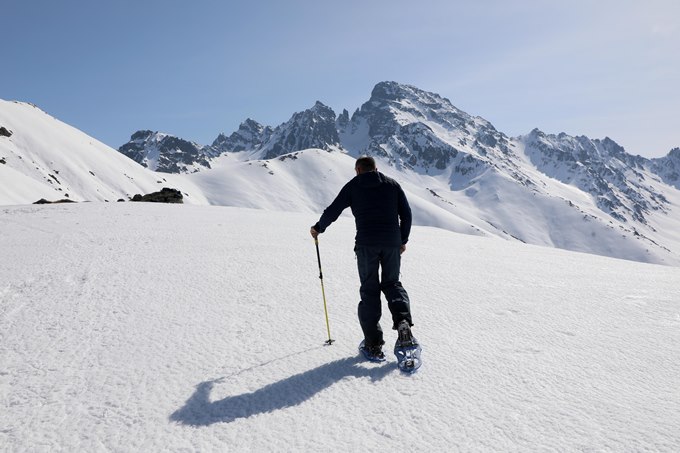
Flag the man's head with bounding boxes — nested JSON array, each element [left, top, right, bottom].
[[355, 156, 377, 175]]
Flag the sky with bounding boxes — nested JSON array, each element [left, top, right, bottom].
[[2, 0, 679, 158]]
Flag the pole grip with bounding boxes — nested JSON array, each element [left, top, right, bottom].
[[315, 238, 323, 279]]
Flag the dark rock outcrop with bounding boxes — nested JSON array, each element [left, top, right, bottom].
[[131, 187, 183, 203], [33, 198, 76, 204]]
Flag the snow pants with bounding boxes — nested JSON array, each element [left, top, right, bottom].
[[355, 245, 412, 347]]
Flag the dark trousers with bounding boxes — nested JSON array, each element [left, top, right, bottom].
[[355, 245, 412, 346]]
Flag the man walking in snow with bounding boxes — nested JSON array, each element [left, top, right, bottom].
[[310, 156, 415, 361]]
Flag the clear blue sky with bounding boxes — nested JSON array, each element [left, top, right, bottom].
[[2, 0, 678, 157]]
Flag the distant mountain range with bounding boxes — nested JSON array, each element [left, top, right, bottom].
[[2, 83, 680, 266], [121, 83, 680, 178], [119, 81, 680, 226]]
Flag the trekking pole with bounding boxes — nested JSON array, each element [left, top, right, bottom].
[[314, 238, 335, 345]]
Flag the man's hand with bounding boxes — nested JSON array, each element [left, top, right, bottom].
[[310, 227, 320, 239], [400, 244, 406, 255]]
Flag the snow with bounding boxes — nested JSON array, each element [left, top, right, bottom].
[[2, 202, 679, 451], [0, 100, 206, 205], [3, 98, 680, 266]]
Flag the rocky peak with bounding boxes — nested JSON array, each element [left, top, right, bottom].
[[119, 130, 214, 174], [336, 109, 350, 132], [650, 147, 680, 189], [341, 82, 507, 173], [212, 119, 273, 153], [522, 130, 666, 223], [369, 81, 435, 104], [257, 101, 340, 160], [130, 130, 154, 141]]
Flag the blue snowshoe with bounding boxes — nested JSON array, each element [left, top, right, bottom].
[[359, 340, 386, 363], [394, 320, 422, 373]]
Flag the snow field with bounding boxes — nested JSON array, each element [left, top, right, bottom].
[[1, 202, 679, 452]]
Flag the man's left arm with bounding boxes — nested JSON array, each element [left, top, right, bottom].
[[311, 183, 352, 238]]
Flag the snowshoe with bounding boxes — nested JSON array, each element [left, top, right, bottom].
[[359, 340, 386, 363], [394, 320, 422, 373]]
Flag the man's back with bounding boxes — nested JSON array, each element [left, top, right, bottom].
[[346, 171, 410, 247], [315, 170, 411, 247]]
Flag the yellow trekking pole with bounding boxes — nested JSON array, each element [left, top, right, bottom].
[[314, 238, 335, 345]]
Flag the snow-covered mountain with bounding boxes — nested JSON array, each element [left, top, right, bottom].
[[121, 101, 341, 172], [651, 147, 680, 189], [2, 202, 679, 451], [199, 81, 680, 266], [119, 130, 217, 173], [258, 101, 341, 159], [211, 101, 341, 160], [2, 83, 680, 266], [0, 100, 206, 205], [520, 129, 670, 223], [212, 118, 273, 154], [339, 81, 514, 174]]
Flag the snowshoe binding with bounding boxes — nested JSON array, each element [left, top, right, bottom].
[[359, 340, 386, 363], [394, 320, 422, 373]]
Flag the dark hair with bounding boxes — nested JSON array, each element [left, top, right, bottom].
[[355, 156, 376, 172]]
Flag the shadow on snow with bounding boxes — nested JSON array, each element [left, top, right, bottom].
[[170, 354, 393, 426]]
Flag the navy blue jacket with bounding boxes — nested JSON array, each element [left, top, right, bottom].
[[313, 171, 412, 247]]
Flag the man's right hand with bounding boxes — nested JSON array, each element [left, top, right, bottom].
[[310, 227, 319, 239]]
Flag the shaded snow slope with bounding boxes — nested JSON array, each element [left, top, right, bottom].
[[2, 203, 679, 451]]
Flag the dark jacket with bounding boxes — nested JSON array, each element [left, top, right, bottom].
[[314, 171, 412, 247]]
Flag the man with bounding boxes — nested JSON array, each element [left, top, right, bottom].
[[310, 156, 415, 362]]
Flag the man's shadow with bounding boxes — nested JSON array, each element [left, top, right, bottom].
[[170, 355, 393, 426]]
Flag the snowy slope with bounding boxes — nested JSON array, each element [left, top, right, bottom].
[[1, 203, 679, 452], [3, 97, 680, 266], [117, 81, 680, 266], [183, 148, 680, 266], [0, 100, 206, 205]]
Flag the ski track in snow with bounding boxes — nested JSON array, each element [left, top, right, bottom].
[[1, 203, 679, 452]]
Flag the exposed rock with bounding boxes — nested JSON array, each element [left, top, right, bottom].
[[0, 126, 12, 137], [131, 187, 183, 203], [33, 198, 76, 205]]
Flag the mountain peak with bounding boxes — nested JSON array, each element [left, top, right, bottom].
[[242, 118, 263, 129], [212, 119, 273, 153], [369, 81, 448, 105], [119, 131, 212, 173], [370, 81, 404, 101], [303, 101, 334, 118], [342, 81, 504, 171], [130, 130, 155, 141], [258, 102, 340, 159]]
